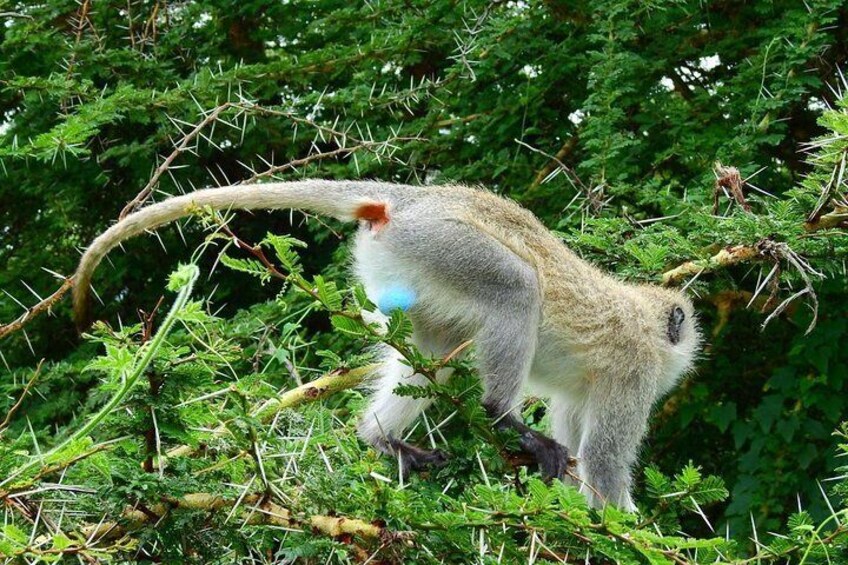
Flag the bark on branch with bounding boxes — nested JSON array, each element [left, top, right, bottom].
[[81, 492, 399, 543], [662, 244, 761, 286], [804, 204, 848, 232]]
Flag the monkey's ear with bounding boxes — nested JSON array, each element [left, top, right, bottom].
[[667, 306, 685, 344]]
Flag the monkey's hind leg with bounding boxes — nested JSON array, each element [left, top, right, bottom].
[[357, 339, 454, 473], [469, 267, 569, 482], [549, 394, 584, 486], [478, 307, 570, 483], [386, 215, 570, 482]]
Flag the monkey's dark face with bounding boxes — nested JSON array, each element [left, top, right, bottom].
[[666, 306, 686, 345], [638, 286, 701, 389]]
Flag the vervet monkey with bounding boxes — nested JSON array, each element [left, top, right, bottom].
[[73, 180, 700, 511]]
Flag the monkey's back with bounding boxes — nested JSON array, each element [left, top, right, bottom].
[[437, 186, 662, 368]]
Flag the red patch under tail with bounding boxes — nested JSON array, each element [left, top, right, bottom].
[[354, 202, 390, 232]]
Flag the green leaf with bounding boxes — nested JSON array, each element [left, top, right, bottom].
[[330, 315, 368, 336], [219, 254, 272, 284]]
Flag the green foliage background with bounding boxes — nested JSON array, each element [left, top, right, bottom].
[[2, 0, 848, 562]]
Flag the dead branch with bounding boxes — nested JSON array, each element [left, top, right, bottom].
[[712, 162, 751, 214], [80, 493, 291, 540], [80, 492, 401, 544], [757, 239, 823, 334]]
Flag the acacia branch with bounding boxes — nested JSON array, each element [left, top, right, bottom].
[[528, 137, 578, 190], [662, 244, 761, 286], [120, 102, 235, 218], [0, 360, 43, 433], [241, 137, 419, 184], [80, 492, 399, 543], [163, 365, 376, 460], [804, 203, 848, 232], [0, 277, 74, 341]]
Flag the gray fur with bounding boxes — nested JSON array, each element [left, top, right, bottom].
[[73, 180, 702, 512]]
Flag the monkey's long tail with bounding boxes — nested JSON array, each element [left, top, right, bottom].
[[72, 180, 400, 328]]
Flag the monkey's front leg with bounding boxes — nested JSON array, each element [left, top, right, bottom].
[[577, 371, 656, 511]]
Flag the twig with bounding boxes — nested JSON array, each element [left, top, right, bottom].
[[515, 139, 603, 212], [664, 238, 823, 332], [712, 162, 751, 214], [120, 102, 235, 218], [527, 137, 578, 190], [241, 138, 416, 184], [662, 244, 762, 286], [163, 365, 376, 461], [80, 491, 406, 544], [64, 0, 93, 79], [0, 360, 44, 433], [0, 11, 34, 19], [804, 203, 848, 232], [0, 277, 74, 341]]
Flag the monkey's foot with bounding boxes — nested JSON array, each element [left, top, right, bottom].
[[389, 438, 449, 471], [517, 429, 571, 482], [485, 406, 573, 482]]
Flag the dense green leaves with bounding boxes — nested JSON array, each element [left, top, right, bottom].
[[2, 0, 848, 562]]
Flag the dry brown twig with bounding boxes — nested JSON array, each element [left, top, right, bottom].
[[0, 360, 44, 433], [0, 277, 74, 341], [712, 162, 752, 215], [515, 138, 606, 214], [756, 239, 823, 334]]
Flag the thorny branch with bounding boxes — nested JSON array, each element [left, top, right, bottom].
[[241, 136, 419, 184], [0, 276, 74, 340], [805, 201, 848, 232], [161, 365, 376, 461], [662, 243, 761, 286], [119, 102, 236, 218], [515, 138, 606, 214], [79, 492, 410, 547], [0, 360, 43, 433], [804, 136, 847, 225], [663, 238, 823, 333]]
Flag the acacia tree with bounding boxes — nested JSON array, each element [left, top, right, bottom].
[[1, 0, 848, 562]]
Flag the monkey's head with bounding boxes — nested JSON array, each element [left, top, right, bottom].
[[639, 286, 702, 385]]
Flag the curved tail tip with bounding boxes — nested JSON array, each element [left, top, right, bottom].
[[72, 285, 93, 333]]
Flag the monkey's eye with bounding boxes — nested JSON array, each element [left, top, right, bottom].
[[667, 306, 685, 345]]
